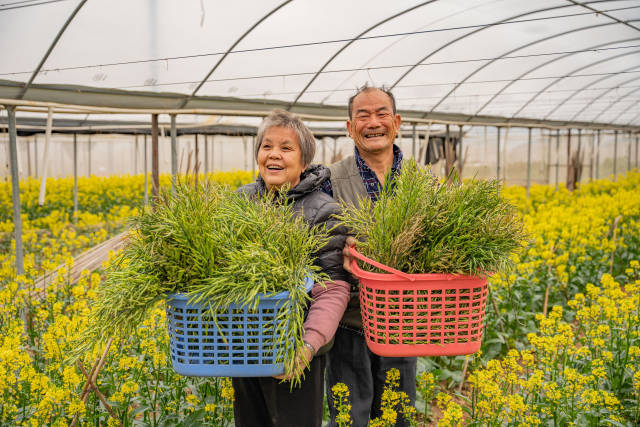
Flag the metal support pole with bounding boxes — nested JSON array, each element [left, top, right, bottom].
[[565, 129, 571, 187], [26, 136, 32, 177], [151, 114, 159, 201], [547, 131, 552, 185], [589, 132, 594, 181], [333, 138, 337, 163], [496, 127, 501, 181], [613, 130, 618, 180], [627, 132, 631, 173], [211, 135, 215, 173], [322, 137, 326, 164], [204, 134, 209, 176], [144, 134, 148, 206], [73, 133, 78, 222], [577, 129, 582, 185], [134, 134, 139, 175], [636, 135, 639, 169], [596, 130, 600, 180], [34, 134, 38, 178], [219, 135, 224, 170], [7, 107, 24, 276], [412, 124, 417, 160], [526, 128, 532, 198], [251, 136, 256, 180], [170, 114, 177, 190], [38, 107, 53, 206], [195, 134, 199, 185], [458, 125, 464, 174], [87, 135, 92, 176], [555, 129, 560, 190], [243, 136, 248, 171]]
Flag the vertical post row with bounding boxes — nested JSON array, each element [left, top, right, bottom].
[[547, 130, 552, 185], [613, 130, 618, 180], [595, 130, 600, 180], [170, 114, 177, 190], [151, 114, 160, 202], [627, 132, 631, 173], [555, 129, 560, 190], [576, 129, 582, 185], [7, 106, 24, 276], [144, 134, 148, 206], [526, 127, 532, 198], [87, 135, 92, 176], [589, 132, 594, 181], [38, 107, 53, 206], [73, 133, 78, 222], [204, 134, 209, 176], [458, 125, 464, 175], [34, 134, 38, 178], [636, 134, 639, 168], [496, 127, 501, 182], [565, 129, 571, 187], [412, 124, 417, 160], [252, 136, 256, 181], [195, 134, 199, 186], [134, 134, 139, 175]]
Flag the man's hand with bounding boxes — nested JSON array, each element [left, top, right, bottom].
[[273, 345, 313, 381], [343, 236, 357, 274]]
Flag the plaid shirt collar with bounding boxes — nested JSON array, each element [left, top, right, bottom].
[[354, 144, 403, 202]]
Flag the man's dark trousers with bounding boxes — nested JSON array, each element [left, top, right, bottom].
[[326, 326, 417, 427]]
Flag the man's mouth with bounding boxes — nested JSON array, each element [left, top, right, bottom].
[[266, 165, 284, 171], [364, 132, 386, 139]]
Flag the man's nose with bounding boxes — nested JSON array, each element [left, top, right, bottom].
[[366, 115, 381, 127]]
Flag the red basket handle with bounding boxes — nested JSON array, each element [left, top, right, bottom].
[[348, 245, 416, 282]]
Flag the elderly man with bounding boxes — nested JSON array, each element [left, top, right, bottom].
[[323, 85, 417, 427]]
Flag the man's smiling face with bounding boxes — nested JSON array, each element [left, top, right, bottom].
[[347, 89, 401, 156]]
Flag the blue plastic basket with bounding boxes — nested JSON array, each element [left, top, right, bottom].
[[166, 277, 314, 377]]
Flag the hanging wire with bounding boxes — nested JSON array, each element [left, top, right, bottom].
[[103, 44, 640, 90], [0, 0, 69, 11], [1, 4, 638, 75]]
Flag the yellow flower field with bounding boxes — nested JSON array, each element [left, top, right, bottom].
[[0, 170, 638, 425]]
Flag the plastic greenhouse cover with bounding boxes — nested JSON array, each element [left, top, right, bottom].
[[0, 0, 639, 127]]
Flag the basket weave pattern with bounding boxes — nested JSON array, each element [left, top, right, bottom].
[[166, 277, 313, 377], [350, 247, 488, 357]]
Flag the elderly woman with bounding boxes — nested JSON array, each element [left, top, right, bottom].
[[233, 109, 350, 427]]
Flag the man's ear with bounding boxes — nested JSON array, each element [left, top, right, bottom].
[[394, 114, 402, 129], [346, 119, 353, 138]]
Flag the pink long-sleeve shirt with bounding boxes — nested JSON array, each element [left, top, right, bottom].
[[302, 279, 350, 353]]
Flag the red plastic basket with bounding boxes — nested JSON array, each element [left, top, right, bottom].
[[349, 246, 488, 357]]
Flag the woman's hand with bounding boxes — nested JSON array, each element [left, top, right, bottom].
[[273, 345, 313, 381], [342, 236, 357, 274]]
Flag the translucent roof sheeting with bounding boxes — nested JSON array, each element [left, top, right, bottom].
[[1, 0, 639, 129]]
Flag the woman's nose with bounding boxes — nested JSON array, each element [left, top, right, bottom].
[[268, 149, 282, 158]]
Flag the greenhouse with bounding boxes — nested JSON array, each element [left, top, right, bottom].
[[1, 0, 639, 425]]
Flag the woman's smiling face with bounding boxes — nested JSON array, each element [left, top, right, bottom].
[[257, 126, 306, 191]]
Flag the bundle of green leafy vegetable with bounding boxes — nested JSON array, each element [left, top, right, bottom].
[[71, 180, 328, 381], [337, 158, 525, 275]]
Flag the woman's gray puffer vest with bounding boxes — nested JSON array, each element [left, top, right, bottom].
[[237, 164, 349, 283]]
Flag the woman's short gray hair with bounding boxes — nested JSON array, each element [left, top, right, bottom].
[[255, 109, 316, 166]]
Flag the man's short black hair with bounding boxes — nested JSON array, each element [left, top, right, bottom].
[[347, 84, 397, 119]]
